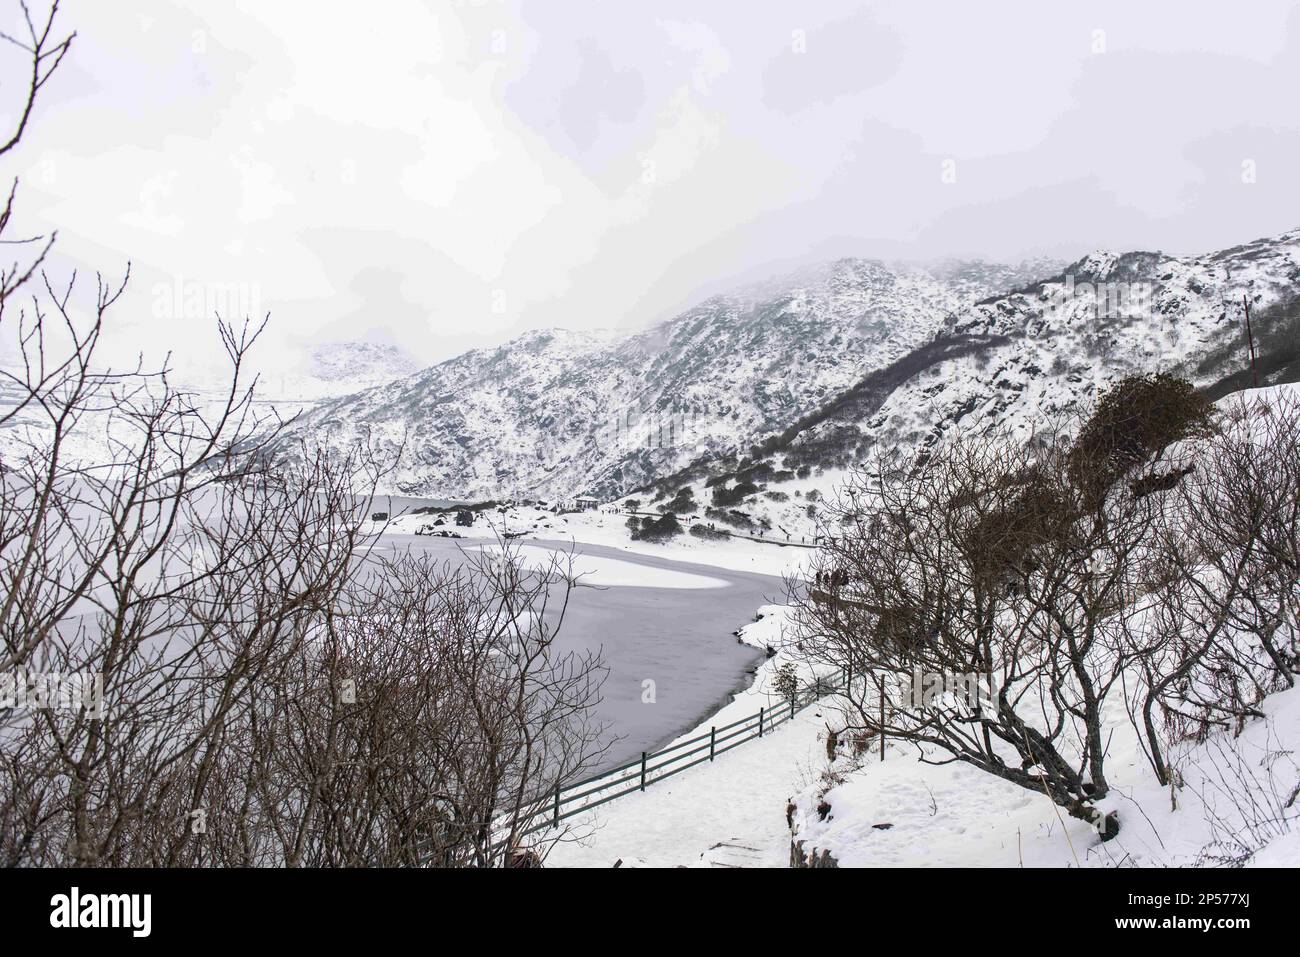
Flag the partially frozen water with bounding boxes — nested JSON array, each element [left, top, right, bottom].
[[377, 534, 775, 773]]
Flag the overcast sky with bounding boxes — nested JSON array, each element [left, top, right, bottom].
[[4, 0, 1299, 375]]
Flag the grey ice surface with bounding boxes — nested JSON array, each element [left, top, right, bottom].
[[376, 534, 776, 774]]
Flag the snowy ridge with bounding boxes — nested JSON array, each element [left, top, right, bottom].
[[624, 227, 1300, 544], [274, 228, 1299, 510], [824, 228, 1300, 455], [269, 258, 1058, 500], [0, 338, 421, 468]]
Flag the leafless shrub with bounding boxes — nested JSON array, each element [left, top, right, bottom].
[[0, 5, 607, 868], [1188, 724, 1299, 867], [790, 427, 1159, 837], [791, 377, 1299, 844], [1134, 390, 1300, 783]]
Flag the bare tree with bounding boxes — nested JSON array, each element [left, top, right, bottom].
[[173, 540, 609, 868], [1132, 390, 1300, 784], [1, 3, 608, 868], [790, 429, 1159, 836], [790, 375, 1299, 841]]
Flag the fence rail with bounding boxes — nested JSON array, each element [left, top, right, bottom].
[[501, 666, 849, 848]]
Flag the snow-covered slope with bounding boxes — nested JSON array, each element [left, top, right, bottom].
[[787, 679, 1300, 868], [273, 229, 1300, 505], [211, 339, 423, 404], [625, 227, 1300, 545], [784, 381, 1300, 868], [0, 338, 421, 469], [269, 258, 1059, 499], [864, 233, 1295, 452], [549, 386, 1300, 869]]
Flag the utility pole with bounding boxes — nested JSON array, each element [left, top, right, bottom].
[[877, 674, 886, 762], [1243, 295, 1259, 388]]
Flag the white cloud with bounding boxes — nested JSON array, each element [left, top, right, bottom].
[[4, 0, 1297, 378]]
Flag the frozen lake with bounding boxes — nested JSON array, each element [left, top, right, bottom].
[[372, 534, 777, 773]]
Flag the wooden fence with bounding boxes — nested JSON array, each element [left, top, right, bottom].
[[507, 666, 848, 845]]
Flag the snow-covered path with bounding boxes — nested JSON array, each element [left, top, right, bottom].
[[544, 603, 843, 868], [547, 701, 830, 868]]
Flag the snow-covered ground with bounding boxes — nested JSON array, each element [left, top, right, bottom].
[[547, 605, 837, 868], [468, 542, 728, 589], [790, 679, 1300, 869], [541, 598, 1300, 869], [381, 504, 813, 579], [546, 702, 828, 868], [537, 387, 1300, 868]]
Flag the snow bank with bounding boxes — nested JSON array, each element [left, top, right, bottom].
[[382, 504, 813, 578], [789, 680, 1300, 868]]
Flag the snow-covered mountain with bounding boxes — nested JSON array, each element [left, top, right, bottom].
[[0, 338, 421, 469], [247, 340, 422, 403], [271, 258, 1059, 499], [271, 228, 1299, 503], [627, 228, 1300, 546], [759, 229, 1300, 476]]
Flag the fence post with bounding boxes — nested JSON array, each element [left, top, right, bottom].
[[759, 707, 765, 737], [790, 695, 795, 720], [640, 751, 647, 791], [710, 726, 716, 761], [552, 784, 560, 828]]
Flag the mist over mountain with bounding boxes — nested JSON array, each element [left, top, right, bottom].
[[269, 230, 1299, 502]]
